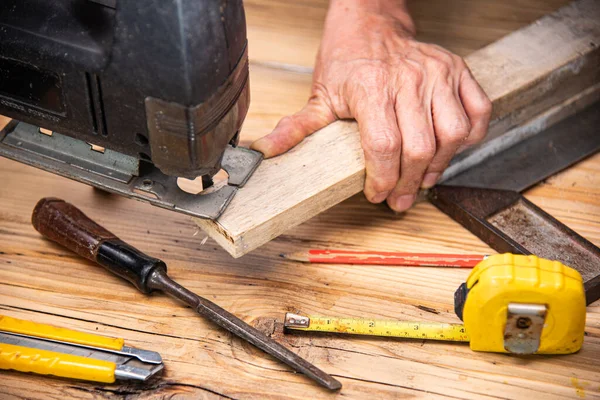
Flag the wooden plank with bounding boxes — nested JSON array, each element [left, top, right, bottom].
[[443, 82, 600, 179], [196, 0, 600, 257]]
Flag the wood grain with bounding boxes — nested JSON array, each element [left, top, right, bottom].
[[245, 0, 572, 68], [197, 0, 600, 258], [3, 0, 600, 399], [1, 152, 599, 399]]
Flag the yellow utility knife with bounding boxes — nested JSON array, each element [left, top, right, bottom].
[[0, 315, 163, 383]]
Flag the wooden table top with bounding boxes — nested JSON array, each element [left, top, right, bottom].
[[2, 0, 599, 398]]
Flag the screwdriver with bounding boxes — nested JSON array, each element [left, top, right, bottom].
[[31, 198, 341, 391]]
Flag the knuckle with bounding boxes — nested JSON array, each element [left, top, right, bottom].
[[276, 115, 295, 129], [436, 65, 451, 79], [441, 117, 471, 141], [438, 63, 451, 78], [403, 65, 424, 86], [428, 57, 451, 76], [404, 141, 435, 163], [461, 72, 493, 118], [476, 96, 493, 117], [363, 133, 401, 157], [436, 45, 454, 60], [278, 114, 312, 138], [453, 55, 468, 70], [370, 177, 396, 194]]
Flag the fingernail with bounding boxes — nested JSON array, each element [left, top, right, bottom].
[[393, 194, 416, 212], [250, 138, 272, 158], [250, 137, 264, 151], [421, 173, 440, 189], [371, 191, 389, 203]]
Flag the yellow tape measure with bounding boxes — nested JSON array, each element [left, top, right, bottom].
[[284, 313, 470, 342], [284, 255, 588, 355]]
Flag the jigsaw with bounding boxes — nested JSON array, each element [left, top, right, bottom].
[[0, 0, 262, 219]]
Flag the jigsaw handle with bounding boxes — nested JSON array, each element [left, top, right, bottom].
[[32, 198, 166, 294]]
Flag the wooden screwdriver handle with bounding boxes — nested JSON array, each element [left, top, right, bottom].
[[32, 197, 166, 294], [32, 198, 117, 262]]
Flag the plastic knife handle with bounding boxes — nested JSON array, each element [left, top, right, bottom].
[[0, 343, 116, 383], [0, 315, 124, 350], [32, 198, 166, 294]]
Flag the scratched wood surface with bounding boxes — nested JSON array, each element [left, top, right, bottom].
[[2, 0, 600, 399]]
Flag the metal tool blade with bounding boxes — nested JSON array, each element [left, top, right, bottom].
[[0, 332, 163, 381], [0, 121, 263, 220], [443, 101, 600, 191], [429, 185, 600, 304], [120, 345, 163, 364], [429, 101, 600, 304], [0, 328, 162, 365], [147, 270, 342, 391]]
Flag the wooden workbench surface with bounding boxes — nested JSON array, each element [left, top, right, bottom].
[[1, 0, 598, 398]]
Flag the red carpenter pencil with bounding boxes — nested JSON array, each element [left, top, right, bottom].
[[281, 249, 486, 267]]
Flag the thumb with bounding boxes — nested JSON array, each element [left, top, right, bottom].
[[251, 98, 335, 158]]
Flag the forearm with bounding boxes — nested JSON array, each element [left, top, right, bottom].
[[327, 0, 416, 37]]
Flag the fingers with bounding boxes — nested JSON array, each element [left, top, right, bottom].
[[458, 68, 492, 152], [356, 59, 489, 213], [356, 99, 402, 203], [251, 98, 335, 158], [423, 79, 471, 188], [386, 84, 436, 212]]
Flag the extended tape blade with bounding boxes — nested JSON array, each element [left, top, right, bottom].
[[284, 313, 470, 342]]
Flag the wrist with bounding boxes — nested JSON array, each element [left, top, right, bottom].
[[328, 0, 416, 37]]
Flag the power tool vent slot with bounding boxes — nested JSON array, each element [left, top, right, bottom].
[[85, 73, 109, 137]]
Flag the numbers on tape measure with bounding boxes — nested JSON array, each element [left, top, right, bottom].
[[296, 316, 470, 342]]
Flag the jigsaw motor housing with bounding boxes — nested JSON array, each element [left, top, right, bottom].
[[0, 0, 249, 179]]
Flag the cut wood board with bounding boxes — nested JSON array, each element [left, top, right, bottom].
[[196, 0, 600, 258]]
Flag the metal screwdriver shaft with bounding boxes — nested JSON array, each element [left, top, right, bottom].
[[147, 270, 341, 390], [31, 198, 341, 391]]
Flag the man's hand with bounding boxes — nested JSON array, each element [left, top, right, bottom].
[[251, 0, 492, 212]]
